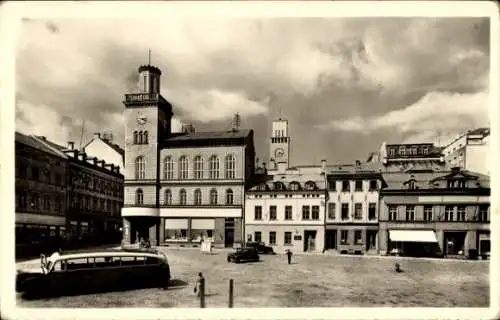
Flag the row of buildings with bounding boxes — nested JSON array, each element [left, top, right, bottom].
[[15, 131, 125, 256], [120, 63, 491, 259]]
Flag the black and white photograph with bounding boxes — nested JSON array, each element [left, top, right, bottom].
[[0, 1, 498, 319]]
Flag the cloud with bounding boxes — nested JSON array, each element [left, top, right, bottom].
[[325, 90, 489, 144]]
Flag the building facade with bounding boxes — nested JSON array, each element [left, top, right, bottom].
[[325, 163, 386, 255], [82, 131, 125, 169], [245, 165, 327, 254], [379, 167, 490, 258], [15, 133, 69, 255], [442, 128, 490, 175], [121, 64, 255, 248]]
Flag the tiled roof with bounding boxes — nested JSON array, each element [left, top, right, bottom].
[[15, 132, 67, 159], [166, 129, 252, 141], [382, 170, 490, 190], [467, 127, 490, 137], [101, 139, 125, 158]]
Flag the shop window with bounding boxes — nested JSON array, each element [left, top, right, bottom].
[[354, 230, 363, 244], [340, 230, 349, 245]]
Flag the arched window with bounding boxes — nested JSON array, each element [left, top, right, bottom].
[[194, 189, 202, 205], [179, 189, 187, 205], [209, 155, 220, 179], [194, 156, 204, 179], [133, 131, 138, 144], [137, 131, 143, 144], [135, 156, 145, 179], [210, 189, 218, 205], [225, 155, 236, 179], [164, 189, 172, 205], [135, 189, 143, 205], [305, 181, 317, 190], [164, 156, 174, 180], [274, 182, 286, 191], [143, 131, 148, 144], [179, 156, 189, 179], [226, 189, 234, 205], [289, 181, 301, 191]]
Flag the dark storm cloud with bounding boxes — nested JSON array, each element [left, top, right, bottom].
[[15, 17, 490, 164]]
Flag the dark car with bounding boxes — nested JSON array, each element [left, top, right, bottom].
[[16, 250, 171, 298], [245, 241, 275, 254], [227, 248, 259, 263]]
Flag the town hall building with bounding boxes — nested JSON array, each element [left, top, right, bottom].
[[121, 64, 255, 248]]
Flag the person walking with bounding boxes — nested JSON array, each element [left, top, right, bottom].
[[286, 249, 293, 265], [194, 272, 204, 297]]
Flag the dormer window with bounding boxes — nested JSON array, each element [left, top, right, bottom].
[[305, 181, 317, 190], [448, 179, 466, 189], [289, 181, 300, 191], [274, 182, 286, 191], [399, 146, 406, 156], [408, 180, 415, 190], [342, 181, 350, 192], [257, 183, 267, 191]]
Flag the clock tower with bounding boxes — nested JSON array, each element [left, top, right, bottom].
[[123, 64, 173, 207], [269, 118, 290, 169]]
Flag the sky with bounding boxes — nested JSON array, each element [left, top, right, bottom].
[[15, 17, 490, 165]]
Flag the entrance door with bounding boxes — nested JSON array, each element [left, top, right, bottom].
[[304, 230, 317, 252], [366, 230, 377, 251], [325, 230, 337, 250], [224, 218, 235, 247]]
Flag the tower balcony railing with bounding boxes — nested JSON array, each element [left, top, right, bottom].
[[124, 93, 159, 104]]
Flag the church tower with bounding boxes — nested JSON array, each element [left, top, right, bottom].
[[121, 63, 173, 244], [269, 118, 290, 170]]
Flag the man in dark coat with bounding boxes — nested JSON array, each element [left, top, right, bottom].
[[286, 249, 293, 264]]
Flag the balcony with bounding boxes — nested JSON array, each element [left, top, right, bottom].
[[123, 93, 160, 106]]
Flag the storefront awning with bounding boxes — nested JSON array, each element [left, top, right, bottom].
[[389, 230, 437, 243], [191, 219, 215, 230], [165, 218, 188, 229]]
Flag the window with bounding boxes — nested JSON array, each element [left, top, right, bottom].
[[368, 203, 376, 221], [179, 156, 188, 179], [136, 189, 144, 205], [290, 182, 300, 191], [135, 156, 145, 179], [55, 196, 61, 212], [225, 189, 234, 205], [209, 155, 219, 179], [179, 189, 187, 205], [389, 205, 397, 221], [163, 189, 172, 205], [302, 206, 310, 220], [194, 156, 204, 179], [143, 131, 149, 144], [341, 203, 349, 220], [225, 155, 236, 179], [269, 232, 276, 245], [254, 232, 262, 243], [328, 180, 336, 191], [355, 180, 363, 192], [479, 205, 489, 222], [424, 205, 433, 221], [340, 230, 349, 244], [312, 206, 320, 220], [55, 173, 62, 186], [254, 206, 262, 220], [32, 166, 39, 180], [445, 206, 454, 221], [457, 206, 466, 221], [422, 146, 429, 154], [163, 156, 174, 180], [354, 203, 363, 220], [388, 148, 395, 156], [399, 146, 406, 156], [210, 189, 218, 205], [342, 181, 350, 192], [305, 181, 316, 190], [369, 180, 377, 191], [133, 131, 138, 144], [19, 192, 27, 209], [354, 230, 362, 244], [43, 195, 50, 210], [284, 232, 292, 245], [194, 189, 202, 205], [405, 205, 415, 221], [269, 206, 277, 220], [285, 206, 293, 220], [328, 203, 336, 220], [31, 193, 39, 209]]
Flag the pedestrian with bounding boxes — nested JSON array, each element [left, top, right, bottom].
[[286, 249, 293, 265], [194, 272, 204, 297]]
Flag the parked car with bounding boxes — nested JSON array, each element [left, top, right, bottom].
[[16, 250, 171, 298], [245, 241, 275, 254], [227, 248, 259, 263]]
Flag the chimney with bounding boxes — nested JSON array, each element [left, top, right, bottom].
[[93, 157, 98, 165], [67, 141, 75, 150], [321, 159, 327, 173], [355, 160, 361, 167], [102, 131, 113, 142], [93, 132, 101, 139], [39, 136, 46, 141]]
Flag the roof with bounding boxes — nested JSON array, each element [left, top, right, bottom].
[[48, 250, 166, 262], [166, 129, 252, 141], [15, 132, 67, 159], [82, 137, 125, 158], [381, 169, 490, 190], [467, 127, 490, 137]]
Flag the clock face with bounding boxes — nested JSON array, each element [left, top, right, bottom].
[[136, 115, 147, 125], [274, 148, 285, 158]]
